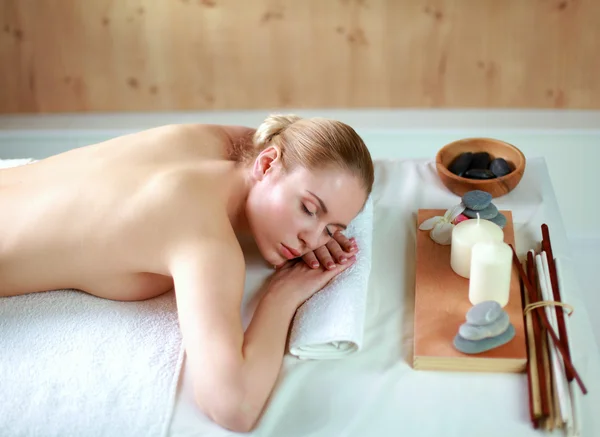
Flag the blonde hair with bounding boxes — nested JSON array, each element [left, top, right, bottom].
[[244, 114, 374, 196]]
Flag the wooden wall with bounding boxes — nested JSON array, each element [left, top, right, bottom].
[[1, 0, 599, 113]]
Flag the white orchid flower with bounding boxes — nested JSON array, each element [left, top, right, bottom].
[[418, 202, 466, 245]]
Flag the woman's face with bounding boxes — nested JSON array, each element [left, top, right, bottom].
[[246, 147, 367, 267]]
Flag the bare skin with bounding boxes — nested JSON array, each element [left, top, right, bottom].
[[0, 123, 367, 432]]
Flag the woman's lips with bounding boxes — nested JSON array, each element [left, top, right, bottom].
[[281, 244, 301, 259]]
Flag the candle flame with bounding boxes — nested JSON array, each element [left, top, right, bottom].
[[477, 212, 480, 225]]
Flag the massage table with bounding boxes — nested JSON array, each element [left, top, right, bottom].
[[1, 157, 598, 437]]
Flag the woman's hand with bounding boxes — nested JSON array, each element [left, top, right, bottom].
[[267, 254, 357, 308], [301, 231, 358, 270]]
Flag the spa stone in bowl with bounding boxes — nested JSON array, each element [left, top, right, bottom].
[[448, 152, 473, 177], [490, 158, 512, 178], [464, 169, 496, 180], [470, 152, 491, 170]]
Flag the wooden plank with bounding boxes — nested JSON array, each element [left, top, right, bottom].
[[1, 0, 599, 113], [413, 209, 527, 373]]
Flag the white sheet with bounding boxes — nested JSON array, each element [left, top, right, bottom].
[[169, 157, 600, 437]]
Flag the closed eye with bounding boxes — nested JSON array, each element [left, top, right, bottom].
[[303, 203, 334, 237], [302, 203, 315, 217]]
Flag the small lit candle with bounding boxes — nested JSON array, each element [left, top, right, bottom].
[[450, 214, 504, 278], [468, 241, 512, 307]]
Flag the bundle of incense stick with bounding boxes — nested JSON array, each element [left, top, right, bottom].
[[511, 224, 587, 434]]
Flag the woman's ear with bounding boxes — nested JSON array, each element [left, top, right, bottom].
[[252, 145, 282, 181]]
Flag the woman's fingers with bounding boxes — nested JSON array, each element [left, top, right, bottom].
[[301, 251, 320, 269], [319, 254, 357, 284], [325, 239, 348, 265], [315, 246, 336, 270], [334, 232, 359, 256], [300, 234, 359, 271], [334, 231, 357, 254]]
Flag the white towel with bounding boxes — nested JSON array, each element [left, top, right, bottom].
[[0, 158, 184, 437], [288, 197, 374, 360], [0, 289, 184, 437]]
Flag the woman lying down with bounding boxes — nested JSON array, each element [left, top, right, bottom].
[[0, 114, 374, 432]]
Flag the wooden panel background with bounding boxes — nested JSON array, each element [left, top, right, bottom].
[[1, 0, 599, 113]]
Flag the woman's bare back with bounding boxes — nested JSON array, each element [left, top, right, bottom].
[[0, 124, 250, 300]]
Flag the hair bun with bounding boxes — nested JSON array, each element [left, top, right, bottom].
[[253, 114, 302, 149]]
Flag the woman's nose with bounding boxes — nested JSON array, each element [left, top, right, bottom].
[[299, 226, 324, 251]]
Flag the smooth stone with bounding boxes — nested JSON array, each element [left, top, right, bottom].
[[462, 190, 492, 211], [448, 152, 473, 176], [453, 324, 515, 355], [469, 152, 491, 170], [463, 169, 497, 180], [463, 203, 499, 220], [489, 158, 512, 177], [459, 311, 510, 341], [487, 212, 507, 229], [466, 300, 503, 325]]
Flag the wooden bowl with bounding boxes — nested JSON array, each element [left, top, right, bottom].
[[435, 138, 526, 198]]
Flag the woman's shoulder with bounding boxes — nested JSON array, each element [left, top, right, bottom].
[[134, 167, 244, 275], [178, 123, 256, 163], [141, 162, 237, 236], [144, 123, 256, 160], [157, 184, 245, 279]]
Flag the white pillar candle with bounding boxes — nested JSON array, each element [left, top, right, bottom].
[[468, 241, 512, 307], [450, 215, 504, 278]]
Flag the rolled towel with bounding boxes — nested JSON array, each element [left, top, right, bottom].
[[288, 197, 374, 360]]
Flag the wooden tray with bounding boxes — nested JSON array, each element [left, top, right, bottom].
[[413, 209, 527, 373]]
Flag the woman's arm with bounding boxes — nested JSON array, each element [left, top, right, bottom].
[[168, 237, 356, 432], [168, 238, 249, 432], [168, 238, 293, 432]]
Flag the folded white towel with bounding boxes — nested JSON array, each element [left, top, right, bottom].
[[288, 197, 374, 360], [0, 157, 184, 437]]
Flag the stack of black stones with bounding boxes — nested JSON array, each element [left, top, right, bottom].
[[448, 151, 513, 180]]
